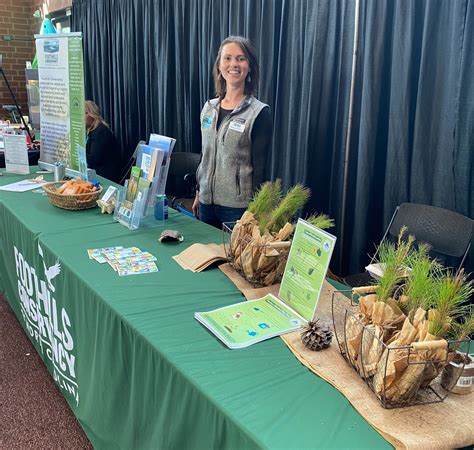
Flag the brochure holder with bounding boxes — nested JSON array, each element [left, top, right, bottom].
[[113, 181, 155, 230], [115, 133, 176, 231]]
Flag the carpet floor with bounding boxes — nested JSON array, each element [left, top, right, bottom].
[[0, 294, 92, 449]]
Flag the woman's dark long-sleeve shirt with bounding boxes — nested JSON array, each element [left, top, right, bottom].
[[86, 124, 122, 183]]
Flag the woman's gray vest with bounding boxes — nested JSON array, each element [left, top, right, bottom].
[[197, 95, 269, 208]]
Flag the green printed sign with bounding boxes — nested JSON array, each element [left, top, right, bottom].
[[279, 219, 336, 320], [68, 35, 85, 170]]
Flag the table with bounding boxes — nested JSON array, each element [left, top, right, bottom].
[[0, 169, 390, 449]]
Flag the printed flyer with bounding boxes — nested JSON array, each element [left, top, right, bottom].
[[3, 134, 29, 174], [195, 219, 337, 348], [279, 219, 337, 320], [195, 294, 305, 349]]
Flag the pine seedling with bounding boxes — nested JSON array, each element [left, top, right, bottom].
[[306, 213, 334, 230], [429, 269, 474, 337], [403, 243, 442, 313], [248, 180, 282, 233], [375, 227, 415, 302], [450, 312, 474, 342], [266, 184, 311, 234]]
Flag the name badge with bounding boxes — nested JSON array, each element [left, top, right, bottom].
[[228, 120, 246, 133]]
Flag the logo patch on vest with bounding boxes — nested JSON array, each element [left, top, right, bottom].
[[229, 118, 246, 133], [201, 116, 214, 129]]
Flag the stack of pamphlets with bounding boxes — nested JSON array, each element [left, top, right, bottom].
[[87, 246, 158, 276]]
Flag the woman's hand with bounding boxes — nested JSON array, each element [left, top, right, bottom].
[[192, 191, 199, 218]]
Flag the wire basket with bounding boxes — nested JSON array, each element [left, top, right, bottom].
[[222, 221, 290, 287], [331, 289, 472, 408], [43, 182, 102, 211]]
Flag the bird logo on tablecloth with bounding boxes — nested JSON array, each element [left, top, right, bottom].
[[38, 242, 61, 292]]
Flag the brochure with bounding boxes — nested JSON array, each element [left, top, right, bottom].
[[135, 177, 151, 204], [3, 134, 29, 174], [137, 144, 164, 182], [195, 294, 306, 349], [148, 133, 176, 201], [195, 219, 337, 348], [125, 166, 142, 206], [148, 134, 173, 156]]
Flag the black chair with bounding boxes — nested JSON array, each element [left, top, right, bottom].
[[165, 151, 201, 216], [345, 203, 473, 287]]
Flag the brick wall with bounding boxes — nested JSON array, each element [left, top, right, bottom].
[[0, 0, 37, 114], [0, 0, 70, 116], [40, 0, 71, 15]]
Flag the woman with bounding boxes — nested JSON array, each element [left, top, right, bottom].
[[85, 100, 123, 183], [193, 36, 272, 228]]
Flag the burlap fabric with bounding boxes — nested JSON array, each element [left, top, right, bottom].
[[219, 263, 474, 449]]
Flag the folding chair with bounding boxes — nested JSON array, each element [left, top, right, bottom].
[[165, 151, 201, 216], [345, 203, 473, 287]]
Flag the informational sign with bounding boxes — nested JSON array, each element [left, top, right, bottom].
[[3, 134, 29, 174], [35, 33, 85, 170], [279, 219, 337, 320]]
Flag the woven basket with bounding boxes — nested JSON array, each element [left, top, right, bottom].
[[43, 182, 102, 211]]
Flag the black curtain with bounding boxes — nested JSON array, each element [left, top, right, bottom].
[[72, 0, 474, 275], [343, 0, 474, 274]]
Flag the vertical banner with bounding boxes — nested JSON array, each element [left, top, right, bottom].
[[36, 33, 85, 170]]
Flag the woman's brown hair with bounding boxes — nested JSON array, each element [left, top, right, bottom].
[[85, 100, 109, 132]]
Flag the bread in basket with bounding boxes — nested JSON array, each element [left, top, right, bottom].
[[43, 179, 102, 210]]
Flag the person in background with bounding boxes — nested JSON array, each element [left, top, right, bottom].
[[192, 36, 272, 228], [85, 100, 122, 183]]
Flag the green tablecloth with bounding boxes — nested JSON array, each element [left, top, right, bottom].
[[0, 169, 390, 449]]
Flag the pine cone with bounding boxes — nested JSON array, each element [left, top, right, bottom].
[[301, 320, 333, 351]]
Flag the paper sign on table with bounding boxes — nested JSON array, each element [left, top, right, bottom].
[[0, 179, 46, 192], [3, 134, 29, 175]]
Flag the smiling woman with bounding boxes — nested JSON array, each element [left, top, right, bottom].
[[193, 36, 273, 229]]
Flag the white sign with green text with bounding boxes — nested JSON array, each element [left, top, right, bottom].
[[36, 33, 85, 170]]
